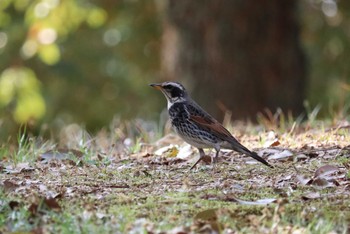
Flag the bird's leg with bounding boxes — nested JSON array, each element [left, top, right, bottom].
[[190, 148, 205, 170], [212, 146, 220, 163]]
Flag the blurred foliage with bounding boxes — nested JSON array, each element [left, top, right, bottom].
[[301, 0, 350, 116], [0, 0, 161, 140], [0, 67, 45, 123], [0, 0, 350, 142]]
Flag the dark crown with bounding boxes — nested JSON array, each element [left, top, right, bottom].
[[162, 82, 187, 98]]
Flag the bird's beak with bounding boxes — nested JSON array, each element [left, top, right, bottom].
[[150, 82, 171, 100], [149, 83, 163, 91]]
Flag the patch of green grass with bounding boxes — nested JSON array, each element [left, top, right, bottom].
[[4, 131, 51, 165], [1, 181, 349, 233], [2, 117, 350, 233], [0, 145, 9, 161]]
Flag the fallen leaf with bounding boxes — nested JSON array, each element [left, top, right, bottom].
[[168, 147, 179, 157], [264, 139, 280, 148], [154, 145, 178, 157], [259, 148, 281, 156], [305, 151, 322, 158], [96, 212, 108, 219], [130, 152, 151, 159], [168, 226, 190, 234], [273, 188, 289, 197], [231, 197, 277, 205], [201, 155, 213, 164], [3, 179, 19, 191], [9, 201, 20, 209], [28, 203, 39, 216], [176, 144, 193, 159], [267, 150, 293, 160], [295, 154, 308, 161], [44, 197, 61, 210], [4, 163, 34, 174], [301, 192, 321, 200], [39, 149, 83, 163], [263, 131, 279, 148], [314, 165, 339, 177], [297, 165, 341, 189], [312, 177, 335, 188], [296, 175, 312, 185]]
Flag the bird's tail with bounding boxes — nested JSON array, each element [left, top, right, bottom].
[[230, 140, 273, 168]]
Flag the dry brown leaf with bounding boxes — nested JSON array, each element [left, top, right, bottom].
[[44, 197, 61, 210], [4, 163, 34, 174], [297, 165, 342, 189], [264, 139, 281, 148], [270, 140, 281, 147], [201, 155, 213, 164], [3, 179, 19, 191], [28, 203, 39, 216], [263, 131, 279, 147], [312, 177, 333, 188], [314, 165, 339, 177], [8, 201, 20, 210]]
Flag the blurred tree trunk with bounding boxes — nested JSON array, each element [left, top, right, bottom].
[[161, 0, 306, 121]]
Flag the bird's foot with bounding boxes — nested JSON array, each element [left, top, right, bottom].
[[189, 155, 212, 170]]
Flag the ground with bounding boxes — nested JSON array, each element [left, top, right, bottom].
[[1, 118, 350, 233]]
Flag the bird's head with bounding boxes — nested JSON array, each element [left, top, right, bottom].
[[150, 81, 188, 107]]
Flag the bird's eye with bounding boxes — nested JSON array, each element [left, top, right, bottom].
[[163, 85, 173, 90]]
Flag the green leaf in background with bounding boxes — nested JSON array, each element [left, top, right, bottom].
[[0, 67, 46, 123], [14, 92, 45, 122], [38, 43, 60, 65], [86, 8, 107, 28]]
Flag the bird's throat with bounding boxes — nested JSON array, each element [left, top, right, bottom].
[[167, 100, 173, 110]]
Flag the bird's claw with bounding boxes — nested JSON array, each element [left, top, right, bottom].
[[190, 155, 215, 170]]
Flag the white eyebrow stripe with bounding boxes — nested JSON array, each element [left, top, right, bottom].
[[164, 82, 183, 90]]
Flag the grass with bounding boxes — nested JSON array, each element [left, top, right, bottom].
[[1, 116, 350, 233]]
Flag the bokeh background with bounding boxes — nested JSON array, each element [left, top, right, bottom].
[[0, 0, 349, 142]]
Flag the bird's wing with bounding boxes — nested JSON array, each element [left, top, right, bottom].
[[188, 105, 273, 168], [186, 101, 234, 141], [189, 115, 234, 141], [190, 114, 273, 168]]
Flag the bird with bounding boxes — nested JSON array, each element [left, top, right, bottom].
[[150, 81, 273, 169]]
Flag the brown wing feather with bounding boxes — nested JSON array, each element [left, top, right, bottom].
[[190, 114, 273, 168], [189, 115, 233, 141]]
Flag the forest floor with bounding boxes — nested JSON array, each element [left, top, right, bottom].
[[1, 118, 350, 233]]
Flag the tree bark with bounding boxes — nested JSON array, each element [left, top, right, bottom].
[[161, 0, 306, 121]]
